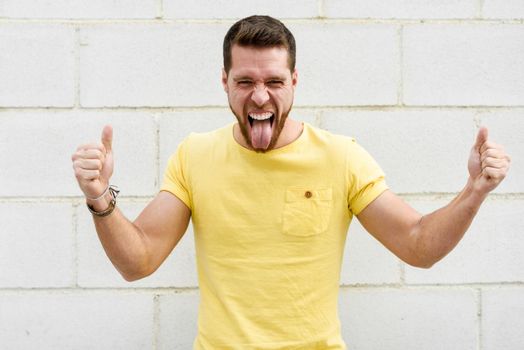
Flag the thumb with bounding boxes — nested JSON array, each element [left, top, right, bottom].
[[473, 126, 488, 151], [101, 125, 113, 153]]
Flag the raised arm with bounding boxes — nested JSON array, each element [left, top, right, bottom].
[[72, 125, 190, 281], [356, 127, 510, 268]]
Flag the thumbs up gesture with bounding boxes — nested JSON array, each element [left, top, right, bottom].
[[468, 126, 511, 194], [72, 125, 114, 199]]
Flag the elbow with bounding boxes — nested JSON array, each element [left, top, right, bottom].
[[404, 252, 441, 269], [120, 267, 154, 282], [116, 256, 154, 282], [407, 259, 435, 269]]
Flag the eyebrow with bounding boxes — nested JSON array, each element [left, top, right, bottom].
[[232, 75, 287, 81]]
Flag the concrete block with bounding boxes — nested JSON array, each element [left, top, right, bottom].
[[403, 24, 524, 106], [322, 109, 476, 193], [0, 203, 74, 288], [77, 202, 198, 288], [79, 24, 228, 107], [482, 287, 524, 350], [288, 23, 399, 106], [0, 0, 156, 19], [157, 292, 200, 350], [483, 0, 524, 19], [478, 110, 524, 193], [324, 0, 477, 19], [341, 218, 401, 285], [404, 199, 524, 284], [0, 111, 157, 197], [339, 288, 478, 349], [164, 0, 318, 19], [0, 292, 154, 350], [0, 24, 75, 107]]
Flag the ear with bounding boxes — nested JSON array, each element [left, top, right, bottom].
[[291, 69, 298, 89], [221, 68, 229, 93]]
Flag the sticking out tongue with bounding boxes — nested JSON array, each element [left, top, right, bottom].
[[250, 118, 272, 150]]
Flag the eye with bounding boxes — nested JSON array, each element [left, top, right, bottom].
[[237, 80, 253, 86], [267, 80, 284, 87]]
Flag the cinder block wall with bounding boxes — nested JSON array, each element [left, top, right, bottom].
[[1, 1, 523, 349]]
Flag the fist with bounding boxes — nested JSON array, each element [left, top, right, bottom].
[[468, 126, 511, 194], [72, 125, 114, 199]]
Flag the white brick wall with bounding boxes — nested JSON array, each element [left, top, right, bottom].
[[403, 24, 524, 106], [0, 293, 154, 349], [1, 2, 522, 349], [0, 0, 157, 19], [0, 24, 75, 107], [339, 288, 479, 349], [323, 0, 478, 19], [163, 0, 318, 19]]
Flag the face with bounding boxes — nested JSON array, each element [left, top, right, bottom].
[[222, 45, 297, 152]]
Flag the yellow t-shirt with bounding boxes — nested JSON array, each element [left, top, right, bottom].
[[161, 122, 387, 349]]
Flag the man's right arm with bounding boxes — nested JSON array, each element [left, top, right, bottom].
[[73, 125, 190, 281]]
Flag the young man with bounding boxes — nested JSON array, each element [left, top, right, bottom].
[[72, 15, 510, 349]]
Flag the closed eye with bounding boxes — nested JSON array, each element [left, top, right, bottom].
[[267, 80, 284, 86], [237, 80, 253, 86]]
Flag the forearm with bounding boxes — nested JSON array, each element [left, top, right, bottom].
[[412, 178, 488, 267], [88, 195, 151, 281]]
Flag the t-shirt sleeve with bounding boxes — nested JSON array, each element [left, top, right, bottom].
[[160, 139, 192, 210], [346, 139, 388, 216]]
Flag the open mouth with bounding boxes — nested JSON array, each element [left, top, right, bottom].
[[248, 112, 275, 128]]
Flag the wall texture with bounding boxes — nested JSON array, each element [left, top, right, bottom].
[[1, 1, 523, 349]]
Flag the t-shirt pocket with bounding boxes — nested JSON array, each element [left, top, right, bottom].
[[282, 188, 333, 237]]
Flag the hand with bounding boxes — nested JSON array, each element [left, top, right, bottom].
[[468, 126, 510, 194], [72, 125, 114, 199]]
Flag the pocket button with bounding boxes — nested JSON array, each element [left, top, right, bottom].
[[304, 191, 313, 198]]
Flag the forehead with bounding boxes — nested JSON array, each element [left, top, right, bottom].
[[229, 45, 291, 77]]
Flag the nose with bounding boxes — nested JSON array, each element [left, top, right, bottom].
[[251, 84, 270, 106]]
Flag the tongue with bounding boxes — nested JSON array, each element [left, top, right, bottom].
[[250, 119, 272, 150]]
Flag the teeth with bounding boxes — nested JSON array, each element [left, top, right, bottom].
[[249, 112, 273, 120]]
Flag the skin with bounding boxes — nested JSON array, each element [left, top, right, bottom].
[[72, 45, 510, 281], [222, 45, 302, 152]]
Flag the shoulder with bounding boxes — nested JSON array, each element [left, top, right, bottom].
[[302, 122, 357, 152], [177, 123, 233, 155]]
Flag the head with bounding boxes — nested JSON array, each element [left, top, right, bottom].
[[222, 15, 298, 152]]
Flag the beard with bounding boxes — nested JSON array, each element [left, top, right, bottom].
[[229, 101, 293, 153]]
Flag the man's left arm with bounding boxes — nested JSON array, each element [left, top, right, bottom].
[[356, 127, 511, 268]]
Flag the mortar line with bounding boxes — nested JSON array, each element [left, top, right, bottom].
[[0, 18, 522, 25], [72, 201, 80, 288], [155, 114, 161, 191], [1, 284, 523, 294], [397, 25, 404, 106], [399, 261, 406, 285], [315, 109, 324, 129], [74, 27, 81, 108], [317, 0, 325, 18], [2, 192, 524, 202], [153, 294, 161, 350], [156, 0, 163, 19], [477, 288, 483, 350], [478, 0, 485, 19], [3, 105, 524, 112]]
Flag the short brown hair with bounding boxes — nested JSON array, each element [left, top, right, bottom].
[[223, 15, 296, 73]]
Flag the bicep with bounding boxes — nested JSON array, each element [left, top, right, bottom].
[[134, 191, 191, 271], [356, 190, 422, 265]]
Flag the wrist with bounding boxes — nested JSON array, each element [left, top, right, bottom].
[[86, 185, 120, 216], [86, 192, 113, 212], [465, 176, 489, 202]]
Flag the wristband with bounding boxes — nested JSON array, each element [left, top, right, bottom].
[[87, 185, 120, 217], [85, 185, 110, 201]]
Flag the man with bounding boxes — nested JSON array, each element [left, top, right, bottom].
[[72, 15, 510, 349]]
